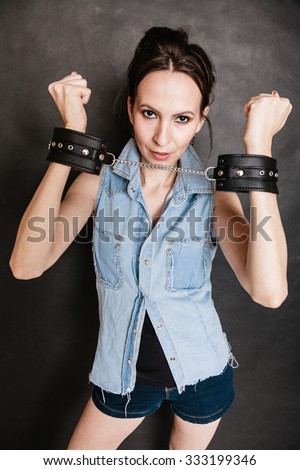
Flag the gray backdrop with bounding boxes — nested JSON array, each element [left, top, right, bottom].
[[1, 0, 299, 450]]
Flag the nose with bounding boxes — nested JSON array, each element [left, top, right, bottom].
[[153, 120, 171, 147]]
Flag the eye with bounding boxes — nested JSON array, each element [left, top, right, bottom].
[[143, 110, 156, 119], [175, 115, 190, 124]]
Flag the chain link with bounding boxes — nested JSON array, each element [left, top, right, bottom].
[[112, 158, 207, 176]]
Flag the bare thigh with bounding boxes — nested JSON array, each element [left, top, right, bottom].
[[67, 397, 145, 450], [169, 414, 221, 450]]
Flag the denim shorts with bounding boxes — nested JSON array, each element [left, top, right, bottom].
[[92, 364, 235, 424]]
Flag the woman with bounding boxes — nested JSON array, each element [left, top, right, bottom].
[[9, 27, 292, 450]]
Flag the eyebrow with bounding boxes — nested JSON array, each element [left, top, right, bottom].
[[138, 103, 195, 117]]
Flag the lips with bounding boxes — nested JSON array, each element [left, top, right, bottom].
[[150, 150, 171, 160]]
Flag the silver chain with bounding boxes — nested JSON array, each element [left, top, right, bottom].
[[103, 152, 215, 180], [111, 158, 208, 176]]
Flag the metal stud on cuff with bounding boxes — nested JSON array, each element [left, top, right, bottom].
[[47, 127, 110, 175]]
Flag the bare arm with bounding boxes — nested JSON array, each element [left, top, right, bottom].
[[213, 91, 292, 308], [9, 71, 100, 279], [9, 165, 101, 279]]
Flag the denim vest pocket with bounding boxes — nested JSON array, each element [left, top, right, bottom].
[[93, 228, 123, 289], [166, 236, 207, 291]]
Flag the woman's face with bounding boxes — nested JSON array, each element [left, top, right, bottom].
[[127, 70, 208, 166]]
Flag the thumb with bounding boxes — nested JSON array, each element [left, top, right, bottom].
[[81, 88, 92, 105]]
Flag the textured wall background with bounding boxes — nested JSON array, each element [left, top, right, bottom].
[[1, 0, 299, 450]]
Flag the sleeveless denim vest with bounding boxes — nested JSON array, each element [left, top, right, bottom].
[[90, 138, 234, 396]]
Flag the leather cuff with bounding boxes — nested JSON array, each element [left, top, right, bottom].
[[46, 127, 115, 175], [46, 130, 279, 195], [211, 154, 279, 194]]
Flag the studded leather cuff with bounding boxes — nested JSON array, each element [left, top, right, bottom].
[[46, 127, 115, 175], [211, 154, 279, 194]]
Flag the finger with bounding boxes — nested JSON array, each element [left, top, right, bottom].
[[62, 79, 88, 88], [258, 92, 275, 97], [249, 94, 270, 100], [249, 93, 277, 101], [244, 95, 267, 114], [61, 72, 83, 81], [63, 74, 83, 82], [57, 85, 91, 103], [243, 92, 282, 117], [50, 80, 88, 96], [81, 88, 92, 105], [243, 99, 256, 117], [48, 74, 84, 92]]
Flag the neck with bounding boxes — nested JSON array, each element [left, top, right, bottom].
[[139, 153, 179, 188], [139, 165, 177, 189]]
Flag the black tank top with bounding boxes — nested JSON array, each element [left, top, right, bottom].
[[136, 311, 176, 388]]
